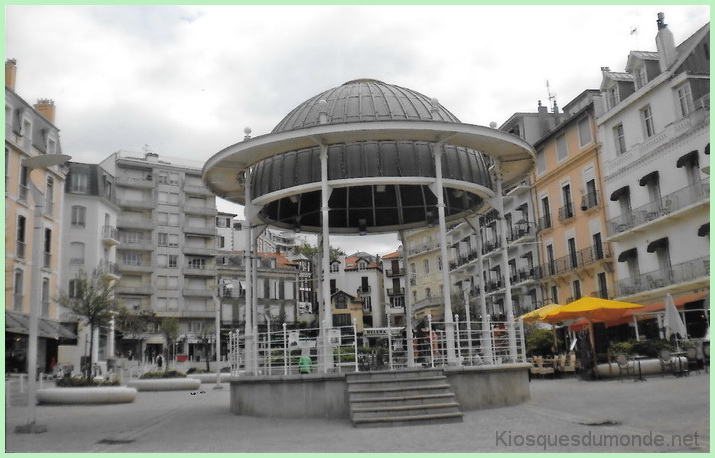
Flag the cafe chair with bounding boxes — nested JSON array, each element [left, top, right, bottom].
[[685, 347, 700, 375], [615, 353, 635, 381], [659, 349, 675, 377], [530, 356, 555, 379]]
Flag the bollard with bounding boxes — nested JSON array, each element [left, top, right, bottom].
[[19, 374, 25, 393], [39, 373, 44, 389]]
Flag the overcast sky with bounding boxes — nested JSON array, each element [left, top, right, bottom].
[[5, 4, 710, 256]]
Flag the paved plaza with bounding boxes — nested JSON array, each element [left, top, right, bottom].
[[4, 372, 710, 453]]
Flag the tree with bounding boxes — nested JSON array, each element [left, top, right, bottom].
[[114, 307, 157, 359], [160, 317, 180, 372], [296, 242, 346, 261], [58, 269, 119, 380]]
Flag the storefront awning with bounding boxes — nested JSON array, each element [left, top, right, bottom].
[[5, 310, 78, 340]]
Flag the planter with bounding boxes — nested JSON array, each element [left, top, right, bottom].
[[595, 356, 687, 378], [191, 373, 231, 384], [127, 378, 201, 391], [37, 387, 137, 405]]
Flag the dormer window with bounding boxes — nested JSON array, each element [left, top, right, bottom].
[[607, 86, 619, 110], [330, 262, 340, 273], [634, 65, 648, 90], [358, 260, 367, 270], [675, 83, 694, 118]]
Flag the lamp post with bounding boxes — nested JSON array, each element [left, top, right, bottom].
[[16, 153, 71, 434], [213, 288, 223, 390]]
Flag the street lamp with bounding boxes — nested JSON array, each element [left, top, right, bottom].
[[16, 153, 71, 434]]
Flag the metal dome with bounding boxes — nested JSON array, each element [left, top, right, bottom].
[[272, 79, 461, 133], [203, 79, 535, 234]]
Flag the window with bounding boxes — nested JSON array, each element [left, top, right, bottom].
[[45, 176, 54, 216], [168, 234, 179, 247], [556, 134, 568, 162], [188, 258, 205, 269], [607, 86, 619, 109], [425, 287, 432, 299], [42, 278, 50, 316], [358, 260, 367, 270], [71, 206, 86, 227], [168, 255, 178, 268], [13, 269, 24, 310], [168, 213, 179, 227], [675, 84, 694, 118], [597, 272, 608, 299], [578, 116, 592, 147], [641, 106, 655, 138], [16, 215, 26, 259], [43, 228, 52, 268], [550, 285, 559, 305], [68, 279, 80, 299], [70, 173, 88, 193], [363, 296, 372, 312], [535, 149, 546, 175], [158, 233, 168, 247], [336, 294, 347, 310], [330, 262, 340, 273], [423, 259, 430, 274], [18, 165, 28, 202], [69, 242, 85, 265], [593, 232, 604, 260], [613, 124, 626, 155], [635, 65, 647, 89], [188, 321, 204, 333], [123, 252, 141, 266], [217, 235, 225, 249], [438, 256, 442, 271], [572, 279, 582, 301]]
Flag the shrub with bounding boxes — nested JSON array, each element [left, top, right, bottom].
[[608, 341, 634, 356], [55, 377, 119, 387], [630, 339, 674, 358], [139, 370, 186, 379], [186, 368, 209, 374], [526, 328, 560, 356]]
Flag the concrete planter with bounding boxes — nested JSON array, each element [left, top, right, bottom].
[[191, 373, 231, 384], [37, 387, 137, 405], [127, 378, 201, 391], [595, 356, 687, 378]]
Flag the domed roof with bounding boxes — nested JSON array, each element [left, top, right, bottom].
[[272, 79, 461, 133]]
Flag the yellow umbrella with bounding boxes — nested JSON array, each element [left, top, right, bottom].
[[519, 303, 564, 324], [543, 297, 644, 377]]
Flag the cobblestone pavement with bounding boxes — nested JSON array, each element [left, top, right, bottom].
[[4, 372, 710, 453]]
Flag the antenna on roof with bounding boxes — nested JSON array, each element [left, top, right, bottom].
[[546, 80, 557, 112], [630, 26, 640, 49]]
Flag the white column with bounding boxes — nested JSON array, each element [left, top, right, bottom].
[[107, 316, 115, 360], [399, 231, 415, 367], [432, 143, 456, 365], [472, 217, 493, 363], [320, 145, 333, 373], [492, 162, 518, 361], [243, 170, 255, 375], [26, 183, 44, 427]]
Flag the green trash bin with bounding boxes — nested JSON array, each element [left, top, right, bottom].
[[299, 356, 312, 374]]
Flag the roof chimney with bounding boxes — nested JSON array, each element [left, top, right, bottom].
[[5, 59, 17, 90], [537, 100, 548, 115], [34, 98, 56, 124], [655, 12, 677, 71]]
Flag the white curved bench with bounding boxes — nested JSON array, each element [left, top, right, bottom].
[[127, 378, 201, 391], [37, 387, 137, 404]]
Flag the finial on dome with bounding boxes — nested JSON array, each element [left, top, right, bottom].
[[244, 127, 252, 140], [318, 99, 329, 124]]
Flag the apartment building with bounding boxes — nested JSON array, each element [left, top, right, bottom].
[[597, 14, 710, 339], [382, 250, 407, 327], [330, 252, 385, 327], [5, 59, 76, 373], [532, 90, 616, 308], [57, 162, 121, 368], [401, 229, 445, 323], [98, 150, 218, 361]]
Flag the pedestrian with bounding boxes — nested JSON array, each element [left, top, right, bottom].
[[156, 354, 163, 370]]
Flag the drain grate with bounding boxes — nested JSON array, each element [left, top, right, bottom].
[[97, 438, 135, 445]]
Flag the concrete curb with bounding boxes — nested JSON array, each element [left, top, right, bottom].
[[36, 387, 137, 404], [127, 378, 201, 391]]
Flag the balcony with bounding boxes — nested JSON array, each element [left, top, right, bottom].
[[539, 244, 612, 278], [484, 278, 504, 293], [119, 238, 154, 251], [408, 243, 438, 256], [385, 267, 405, 277], [506, 222, 537, 243], [537, 214, 552, 232], [481, 239, 501, 256], [357, 286, 372, 296], [117, 260, 153, 273], [557, 203, 575, 222], [513, 267, 541, 284], [182, 183, 214, 197], [580, 191, 600, 212], [387, 287, 405, 296], [182, 288, 214, 298], [16, 241, 26, 259], [102, 226, 120, 246], [183, 264, 217, 277], [98, 261, 121, 280], [115, 175, 155, 189], [117, 216, 156, 230], [183, 205, 216, 217], [182, 245, 216, 256], [117, 196, 155, 210], [412, 296, 444, 314], [607, 177, 709, 238], [182, 225, 216, 237], [115, 285, 155, 296], [615, 256, 709, 297], [449, 248, 479, 271]]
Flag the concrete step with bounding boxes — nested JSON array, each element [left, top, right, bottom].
[[347, 376, 448, 391], [352, 411, 464, 428], [351, 402, 462, 420], [346, 368, 442, 381], [351, 392, 456, 408], [347, 384, 453, 400]]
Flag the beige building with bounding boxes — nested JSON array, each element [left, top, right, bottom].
[[5, 59, 73, 373]]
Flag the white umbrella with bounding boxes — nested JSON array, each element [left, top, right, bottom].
[[663, 294, 688, 346]]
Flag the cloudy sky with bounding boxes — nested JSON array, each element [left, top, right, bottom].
[[5, 4, 710, 255]]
